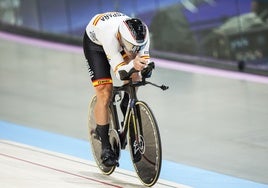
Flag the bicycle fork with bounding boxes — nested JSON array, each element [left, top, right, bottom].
[[128, 99, 145, 155]]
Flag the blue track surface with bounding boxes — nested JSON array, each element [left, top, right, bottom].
[[1, 120, 267, 188]]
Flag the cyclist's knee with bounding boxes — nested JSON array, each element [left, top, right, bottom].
[[95, 84, 112, 106]]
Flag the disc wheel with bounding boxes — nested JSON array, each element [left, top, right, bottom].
[[88, 96, 118, 175]]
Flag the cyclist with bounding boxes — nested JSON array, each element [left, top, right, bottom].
[[83, 12, 150, 167]]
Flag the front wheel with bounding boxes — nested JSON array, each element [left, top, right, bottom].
[[128, 101, 162, 187]]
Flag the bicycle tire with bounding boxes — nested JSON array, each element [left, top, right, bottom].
[[87, 96, 117, 175], [128, 101, 162, 187]]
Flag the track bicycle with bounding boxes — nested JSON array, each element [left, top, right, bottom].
[[88, 62, 169, 187]]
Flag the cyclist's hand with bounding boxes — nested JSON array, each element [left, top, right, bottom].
[[133, 55, 148, 71]]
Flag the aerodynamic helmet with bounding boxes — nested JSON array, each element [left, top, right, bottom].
[[118, 18, 148, 53]]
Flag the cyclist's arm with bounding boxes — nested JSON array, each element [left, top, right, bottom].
[[97, 32, 132, 80], [98, 29, 151, 80], [114, 38, 152, 80], [96, 29, 125, 74]]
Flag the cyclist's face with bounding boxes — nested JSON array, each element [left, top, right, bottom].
[[124, 48, 138, 59], [118, 35, 140, 58]]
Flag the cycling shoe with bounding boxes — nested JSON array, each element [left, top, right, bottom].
[[101, 147, 118, 167]]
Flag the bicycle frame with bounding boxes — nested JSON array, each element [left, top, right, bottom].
[[109, 74, 168, 149], [109, 79, 140, 150]]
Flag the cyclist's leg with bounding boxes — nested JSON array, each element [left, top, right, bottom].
[[94, 84, 112, 149], [120, 72, 141, 116], [83, 32, 117, 166], [120, 91, 129, 117]]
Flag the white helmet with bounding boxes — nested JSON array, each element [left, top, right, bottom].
[[118, 18, 149, 53]]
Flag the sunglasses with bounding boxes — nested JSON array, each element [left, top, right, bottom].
[[121, 37, 146, 54]]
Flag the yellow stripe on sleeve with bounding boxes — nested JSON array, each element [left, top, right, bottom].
[[93, 14, 103, 26], [141, 55, 150, 59], [114, 62, 127, 73]]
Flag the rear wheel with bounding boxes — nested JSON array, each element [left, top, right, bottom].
[[128, 101, 162, 187], [88, 96, 119, 175]]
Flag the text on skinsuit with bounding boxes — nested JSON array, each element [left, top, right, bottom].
[[100, 12, 125, 21]]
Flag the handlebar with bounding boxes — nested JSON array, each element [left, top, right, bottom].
[[118, 62, 155, 81], [146, 81, 169, 90], [116, 62, 169, 91]]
